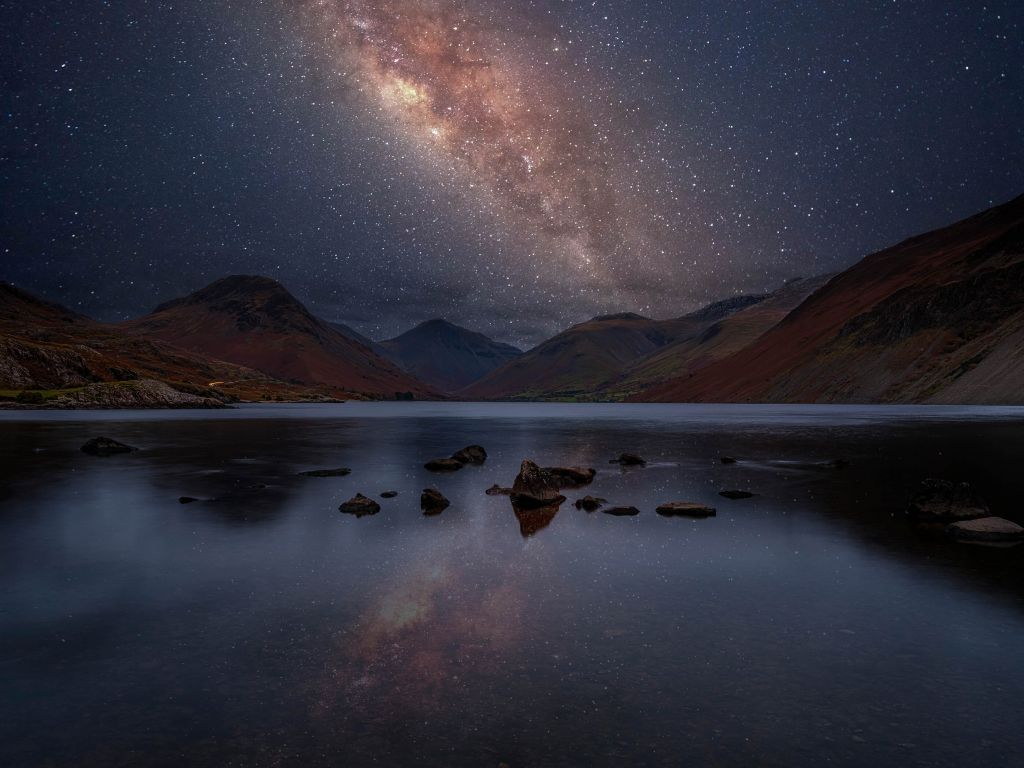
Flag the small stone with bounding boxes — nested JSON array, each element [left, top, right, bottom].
[[720, 456, 738, 464], [657, 502, 717, 518], [299, 467, 351, 477], [719, 490, 755, 500], [610, 453, 646, 466], [947, 516, 1024, 542], [424, 457, 463, 472], [574, 495, 607, 511], [603, 506, 640, 516], [380, 491, 398, 498], [81, 437, 137, 456], [339, 493, 381, 517], [485, 484, 513, 496], [178, 496, 199, 504], [421, 488, 450, 515]]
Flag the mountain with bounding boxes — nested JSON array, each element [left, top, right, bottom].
[[121, 276, 435, 398], [597, 276, 832, 399], [379, 318, 522, 392], [0, 282, 291, 402], [637, 194, 1024, 404], [461, 297, 764, 400]]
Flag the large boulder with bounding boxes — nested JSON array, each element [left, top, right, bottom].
[[81, 436, 137, 456], [339, 493, 381, 517], [656, 502, 717, 518], [452, 445, 487, 465], [947, 517, 1024, 543], [545, 466, 597, 488], [511, 460, 566, 509], [907, 479, 988, 522], [421, 488, 450, 515]]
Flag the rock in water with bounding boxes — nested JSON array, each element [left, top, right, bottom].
[[574, 495, 607, 511], [719, 490, 755, 500], [178, 496, 199, 504], [485, 484, 513, 496], [425, 457, 464, 472], [421, 488, 450, 515], [947, 517, 1024, 542], [545, 466, 597, 488], [907, 479, 988, 522], [339, 494, 381, 517], [380, 491, 398, 498], [511, 459, 566, 509], [720, 456, 738, 465], [300, 467, 351, 477], [81, 437, 137, 456], [603, 506, 641, 516], [656, 502, 717, 518], [610, 453, 646, 466], [452, 445, 488, 465]]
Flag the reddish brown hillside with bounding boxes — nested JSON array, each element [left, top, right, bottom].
[[638, 195, 1024, 403], [121, 276, 435, 398]]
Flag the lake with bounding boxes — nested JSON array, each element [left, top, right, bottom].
[[2, 402, 1024, 767]]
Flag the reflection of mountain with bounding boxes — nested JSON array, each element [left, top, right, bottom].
[[639, 195, 1024, 404]]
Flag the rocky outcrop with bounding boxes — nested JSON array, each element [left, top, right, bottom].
[[656, 502, 717, 518], [510, 460, 566, 509], [49, 380, 226, 409], [906, 479, 989, 522], [339, 494, 381, 517], [81, 437, 138, 456], [947, 517, 1024, 542], [421, 488, 450, 515]]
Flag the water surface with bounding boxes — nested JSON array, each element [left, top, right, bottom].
[[2, 403, 1023, 767]]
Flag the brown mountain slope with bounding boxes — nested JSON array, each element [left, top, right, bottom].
[[122, 276, 436, 398], [0, 282, 296, 400], [380, 318, 522, 392], [598, 276, 832, 399], [462, 297, 764, 400], [637, 194, 1024, 404]]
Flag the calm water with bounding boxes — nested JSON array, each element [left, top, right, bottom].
[[2, 403, 1024, 767]]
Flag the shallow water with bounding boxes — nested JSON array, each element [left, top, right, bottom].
[[2, 402, 1024, 767]]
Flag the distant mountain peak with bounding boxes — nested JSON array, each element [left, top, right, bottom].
[[591, 312, 649, 322]]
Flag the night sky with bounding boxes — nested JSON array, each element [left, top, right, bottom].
[[2, 1, 1021, 347]]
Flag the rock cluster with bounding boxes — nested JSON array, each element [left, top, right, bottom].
[[425, 444, 488, 472]]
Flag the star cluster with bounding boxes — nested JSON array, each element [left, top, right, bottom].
[[1, 0, 1021, 346]]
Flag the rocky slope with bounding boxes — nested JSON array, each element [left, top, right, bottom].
[[638, 194, 1024, 404], [379, 318, 522, 392], [461, 299, 764, 400], [121, 276, 436, 398]]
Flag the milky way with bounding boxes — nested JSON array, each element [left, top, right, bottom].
[[300, 0, 678, 289]]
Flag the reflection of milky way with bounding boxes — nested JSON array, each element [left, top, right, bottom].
[[302, 0, 666, 279], [313, 546, 530, 721]]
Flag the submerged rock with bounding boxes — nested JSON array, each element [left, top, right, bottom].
[[907, 479, 988, 522], [574, 495, 607, 512], [947, 517, 1024, 542], [545, 466, 597, 488], [178, 496, 199, 504], [81, 436, 137, 456], [424, 457, 464, 472], [299, 467, 351, 477], [380, 491, 398, 499], [452, 445, 488, 465], [485, 484, 513, 496], [719, 490, 755, 500], [656, 502, 717, 518], [610, 453, 646, 466], [339, 493, 381, 517], [421, 488, 450, 515], [511, 459, 566, 509], [603, 506, 641, 517], [720, 456, 738, 465]]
